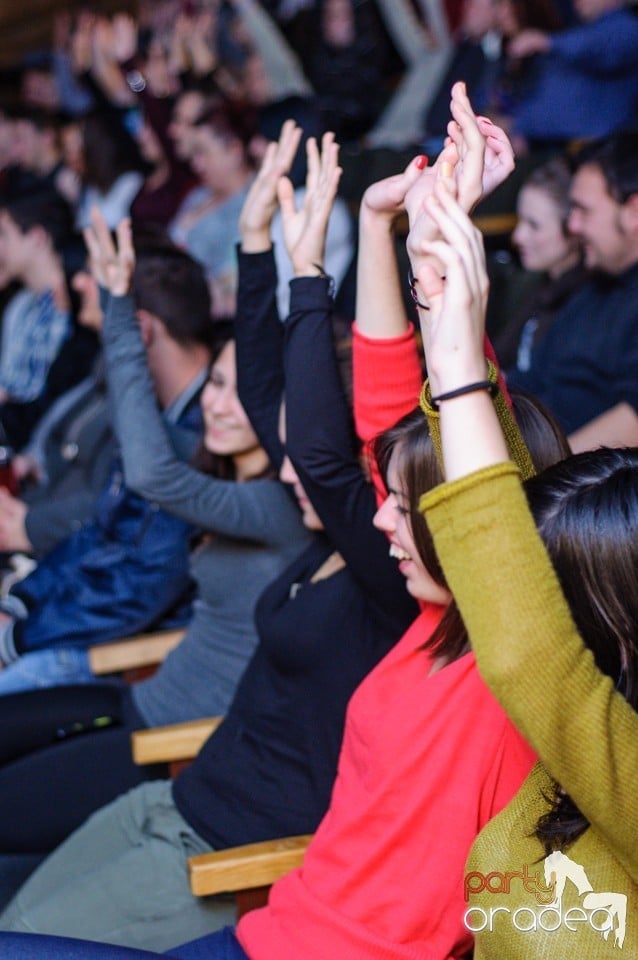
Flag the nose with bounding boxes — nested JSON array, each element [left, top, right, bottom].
[[511, 222, 524, 247], [567, 208, 581, 236], [279, 454, 298, 485], [373, 494, 395, 534]]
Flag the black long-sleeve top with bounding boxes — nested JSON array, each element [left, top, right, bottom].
[[172, 250, 418, 848]]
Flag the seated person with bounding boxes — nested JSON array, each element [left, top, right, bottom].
[[0, 191, 98, 449], [0, 269, 115, 559], [494, 156, 586, 371], [506, 132, 638, 451], [0, 241, 214, 695], [508, 0, 638, 147]]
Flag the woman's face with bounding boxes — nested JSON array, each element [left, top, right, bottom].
[[277, 404, 324, 531], [373, 447, 450, 606], [136, 120, 164, 166], [190, 125, 240, 191], [201, 340, 265, 478], [513, 185, 579, 277], [495, 0, 520, 36]]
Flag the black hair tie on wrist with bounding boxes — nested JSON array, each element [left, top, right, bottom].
[[430, 380, 498, 410]]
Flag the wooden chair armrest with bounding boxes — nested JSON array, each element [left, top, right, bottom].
[[188, 835, 312, 897], [131, 717, 222, 765], [88, 629, 186, 675]]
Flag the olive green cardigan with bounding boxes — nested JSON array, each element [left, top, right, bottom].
[[421, 462, 638, 957]]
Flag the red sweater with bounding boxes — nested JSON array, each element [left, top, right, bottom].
[[239, 606, 536, 960]]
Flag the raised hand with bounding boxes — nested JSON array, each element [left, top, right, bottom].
[[83, 210, 135, 298], [446, 82, 515, 208], [508, 29, 550, 59], [361, 154, 429, 225], [411, 181, 489, 397], [278, 132, 342, 276], [111, 13, 138, 64], [238, 119, 303, 251]]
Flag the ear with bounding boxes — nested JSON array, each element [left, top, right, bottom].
[[623, 193, 638, 233], [135, 308, 158, 347], [27, 224, 49, 249]]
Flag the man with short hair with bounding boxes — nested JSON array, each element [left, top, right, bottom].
[[0, 191, 94, 448], [507, 132, 638, 451], [0, 241, 213, 694]]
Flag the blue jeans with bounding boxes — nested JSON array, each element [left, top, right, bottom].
[[0, 928, 248, 959], [0, 647, 94, 695], [168, 928, 248, 959]]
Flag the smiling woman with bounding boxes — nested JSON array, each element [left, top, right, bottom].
[[202, 340, 269, 481]]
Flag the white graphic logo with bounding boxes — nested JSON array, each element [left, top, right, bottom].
[[464, 851, 627, 949]]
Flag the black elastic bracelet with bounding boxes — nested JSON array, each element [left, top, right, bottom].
[[430, 380, 498, 410], [407, 266, 430, 311], [311, 262, 328, 278]]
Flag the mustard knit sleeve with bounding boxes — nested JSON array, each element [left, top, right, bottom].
[[421, 464, 638, 884], [419, 361, 536, 481]]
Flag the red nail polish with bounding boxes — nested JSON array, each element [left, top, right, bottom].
[[415, 155, 429, 169]]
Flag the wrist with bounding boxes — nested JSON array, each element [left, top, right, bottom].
[[359, 202, 396, 233], [427, 360, 490, 399], [240, 231, 272, 254], [292, 262, 326, 278]]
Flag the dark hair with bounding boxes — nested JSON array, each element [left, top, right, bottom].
[[522, 156, 575, 233], [81, 110, 145, 194], [255, 96, 323, 189], [526, 447, 638, 852], [505, 0, 562, 31], [373, 409, 471, 659], [3, 190, 73, 250], [373, 391, 571, 663], [195, 100, 258, 165], [132, 235, 213, 349], [572, 132, 638, 205], [510, 388, 571, 471]]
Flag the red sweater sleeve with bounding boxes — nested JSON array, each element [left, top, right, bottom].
[[352, 322, 423, 505]]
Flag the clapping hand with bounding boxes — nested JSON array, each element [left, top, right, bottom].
[[239, 119, 303, 251], [83, 210, 135, 298], [278, 132, 342, 277]]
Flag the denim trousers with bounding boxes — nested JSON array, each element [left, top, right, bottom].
[[0, 647, 94, 695], [0, 927, 248, 959]]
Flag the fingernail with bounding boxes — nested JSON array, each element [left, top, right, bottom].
[[477, 116, 493, 124], [440, 161, 453, 178], [415, 155, 428, 170]]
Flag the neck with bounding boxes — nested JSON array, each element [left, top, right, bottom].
[[152, 344, 210, 410], [214, 167, 252, 201], [548, 248, 581, 281], [22, 252, 65, 296]]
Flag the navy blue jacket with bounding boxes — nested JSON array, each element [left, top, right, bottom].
[[0, 394, 202, 663]]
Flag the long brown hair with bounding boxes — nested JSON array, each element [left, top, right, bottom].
[[373, 391, 571, 663], [526, 447, 638, 852]]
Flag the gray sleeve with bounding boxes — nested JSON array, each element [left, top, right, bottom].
[[101, 292, 298, 544]]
